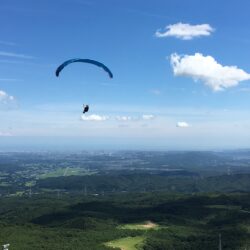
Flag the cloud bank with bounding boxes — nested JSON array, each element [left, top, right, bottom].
[[116, 115, 155, 121], [176, 121, 190, 128], [170, 53, 250, 91], [156, 23, 214, 40], [81, 114, 109, 121], [116, 116, 132, 121], [142, 115, 155, 120]]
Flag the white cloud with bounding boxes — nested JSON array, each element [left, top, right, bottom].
[[155, 23, 214, 40], [142, 114, 155, 120], [116, 116, 132, 121], [81, 114, 108, 121], [0, 51, 34, 59], [0, 90, 15, 104], [176, 122, 190, 128], [170, 53, 250, 91], [0, 131, 12, 136]]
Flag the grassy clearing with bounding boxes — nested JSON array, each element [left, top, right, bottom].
[[105, 236, 145, 250], [119, 221, 160, 230]]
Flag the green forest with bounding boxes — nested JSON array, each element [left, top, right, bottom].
[[1, 192, 250, 249], [1, 151, 250, 249]]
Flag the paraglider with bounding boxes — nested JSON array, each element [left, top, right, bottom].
[[55, 58, 113, 113], [83, 104, 89, 114]]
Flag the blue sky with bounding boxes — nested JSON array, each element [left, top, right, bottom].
[[1, 0, 250, 150]]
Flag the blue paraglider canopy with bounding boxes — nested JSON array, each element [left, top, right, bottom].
[[55, 58, 113, 78]]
